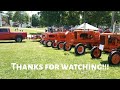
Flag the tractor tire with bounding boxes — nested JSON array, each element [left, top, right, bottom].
[[57, 42, 64, 50], [91, 46, 102, 58], [15, 36, 23, 42], [75, 43, 85, 55], [63, 42, 72, 51], [51, 41, 57, 48], [45, 41, 52, 47], [43, 40, 46, 45], [40, 40, 43, 44], [108, 51, 120, 65]]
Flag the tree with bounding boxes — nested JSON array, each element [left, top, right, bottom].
[[39, 11, 113, 28], [32, 14, 40, 27], [6, 11, 14, 25], [80, 11, 112, 27], [13, 11, 30, 27], [39, 11, 80, 27]]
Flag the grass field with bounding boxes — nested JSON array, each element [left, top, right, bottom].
[[2, 26, 46, 34], [0, 27, 120, 79]]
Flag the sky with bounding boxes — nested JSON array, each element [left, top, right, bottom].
[[3, 11, 40, 16], [26, 11, 40, 16]]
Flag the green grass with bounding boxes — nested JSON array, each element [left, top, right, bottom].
[[0, 39, 120, 79]]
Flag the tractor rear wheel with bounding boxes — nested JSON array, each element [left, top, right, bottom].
[[75, 43, 85, 55], [52, 41, 57, 48], [91, 46, 102, 58], [57, 42, 64, 50], [108, 51, 120, 65], [63, 42, 72, 51], [46, 41, 52, 47]]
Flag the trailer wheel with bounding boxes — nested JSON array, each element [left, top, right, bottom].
[[15, 36, 23, 42], [91, 46, 101, 58], [108, 51, 120, 65], [75, 43, 85, 55], [46, 41, 52, 47], [52, 41, 57, 48], [57, 42, 64, 50], [63, 42, 72, 51]]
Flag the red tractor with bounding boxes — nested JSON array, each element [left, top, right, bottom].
[[63, 30, 100, 55], [40, 32, 57, 47], [51, 32, 66, 49], [90, 33, 120, 65]]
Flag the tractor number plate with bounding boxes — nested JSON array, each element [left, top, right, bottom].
[[99, 44, 104, 51]]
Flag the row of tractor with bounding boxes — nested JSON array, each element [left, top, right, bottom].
[[40, 26, 120, 65]]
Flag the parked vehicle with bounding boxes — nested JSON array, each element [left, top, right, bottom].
[[63, 30, 100, 55], [91, 33, 120, 65], [0, 28, 27, 42], [51, 32, 66, 49], [40, 32, 57, 47]]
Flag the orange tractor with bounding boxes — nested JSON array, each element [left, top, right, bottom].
[[90, 33, 120, 65], [63, 30, 100, 55], [40, 31, 67, 48], [51, 32, 66, 49], [40, 32, 57, 47]]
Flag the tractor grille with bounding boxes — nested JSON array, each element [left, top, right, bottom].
[[100, 36, 105, 45]]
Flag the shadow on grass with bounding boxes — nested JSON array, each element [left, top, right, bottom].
[[69, 51, 74, 54], [90, 57, 102, 60], [0, 41, 26, 43], [31, 40, 40, 42], [69, 50, 91, 56], [100, 61, 108, 64], [102, 52, 110, 55], [85, 51, 91, 54], [69, 51, 86, 56], [53, 48, 60, 50]]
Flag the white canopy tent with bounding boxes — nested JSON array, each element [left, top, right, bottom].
[[75, 23, 98, 30]]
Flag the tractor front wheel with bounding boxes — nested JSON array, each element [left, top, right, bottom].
[[46, 41, 52, 47], [57, 42, 64, 50], [52, 41, 57, 48], [75, 43, 85, 55], [108, 51, 120, 65], [91, 46, 102, 58], [43, 40, 46, 45], [63, 42, 72, 51]]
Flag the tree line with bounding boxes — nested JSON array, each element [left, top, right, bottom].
[[4, 11, 120, 28]]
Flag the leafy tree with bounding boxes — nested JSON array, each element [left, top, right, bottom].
[[6, 11, 14, 25], [13, 11, 30, 27], [32, 14, 40, 27]]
